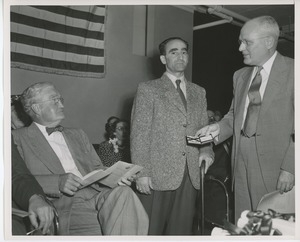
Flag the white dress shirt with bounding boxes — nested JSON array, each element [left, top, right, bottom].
[[165, 71, 187, 98], [35, 122, 83, 178], [242, 51, 278, 126]]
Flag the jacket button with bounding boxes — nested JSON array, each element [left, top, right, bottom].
[[182, 152, 186, 156], [183, 124, 187, 127]]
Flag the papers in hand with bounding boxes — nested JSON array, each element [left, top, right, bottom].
[[100, 161, 143, 188], [80, 161, 143, 189], [80, 169, 111, 189], [186, 134, 214, 145]]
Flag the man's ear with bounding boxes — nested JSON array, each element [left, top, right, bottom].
[[265, 36, 275, 50], [160, 55, 166, 65], [31, 104, 40, 115]]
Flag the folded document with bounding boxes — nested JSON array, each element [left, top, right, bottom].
[[186, 134, 214, 145]]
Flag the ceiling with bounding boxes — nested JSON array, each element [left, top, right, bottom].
[[195, 5, 294, 41]]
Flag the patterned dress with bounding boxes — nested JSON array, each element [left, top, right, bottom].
[[97, 140, 131, 167]]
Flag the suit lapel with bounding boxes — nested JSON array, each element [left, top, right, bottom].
[[28, 123, 65, 174], [235, 67, 253, 131], [260, 53, 287, 116], [162, 74, 187, 115]]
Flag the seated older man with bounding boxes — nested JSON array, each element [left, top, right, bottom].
[[12, 82, 149, 235]]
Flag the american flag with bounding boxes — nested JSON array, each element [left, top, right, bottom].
[[11, 5, 106, 79]]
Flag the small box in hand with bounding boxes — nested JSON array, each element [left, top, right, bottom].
[[186, 134, 214, 145]]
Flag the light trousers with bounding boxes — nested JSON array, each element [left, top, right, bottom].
[[68, 186, 149, 235], [234, 135, 268, 223]]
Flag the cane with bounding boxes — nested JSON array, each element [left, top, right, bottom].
[[198, 161, 205, 234]]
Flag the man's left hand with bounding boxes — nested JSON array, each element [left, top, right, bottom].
[[199, 152, 214, 174], [277, 170, 294, 194]]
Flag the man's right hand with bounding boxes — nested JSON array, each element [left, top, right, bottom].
[[195, 123, 220, 138], [136, 177, 152, 195], [58, 173, 83, 196], [28, 194, 54, 234]]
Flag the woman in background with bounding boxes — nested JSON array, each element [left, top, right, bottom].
[[97, 119, 131, 167]]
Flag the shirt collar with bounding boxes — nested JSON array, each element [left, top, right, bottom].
[[261, 51, 277, 76], [164, 72, 186, 86], [34, 122, 49, 137]]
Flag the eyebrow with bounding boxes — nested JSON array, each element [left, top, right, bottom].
[[168, 47, 187, 53]]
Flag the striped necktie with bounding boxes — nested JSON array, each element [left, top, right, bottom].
[[243, 66, 263, 137], [176, 79, 187, 110]]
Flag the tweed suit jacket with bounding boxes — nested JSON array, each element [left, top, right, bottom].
[[218, 52, 294, 192], [12, 122, 105, 234], [131, 74, 213, 191]]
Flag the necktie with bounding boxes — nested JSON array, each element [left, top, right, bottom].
[[176, 79, 187, 110], [243, 66, 263, 137], [46, 125, 64, 135]]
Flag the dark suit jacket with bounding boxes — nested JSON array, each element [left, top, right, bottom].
[[12, 136, 45, 211], [218, 52, 294, 192], [131, 74, 213, 191], [12, 123, 105, 234]]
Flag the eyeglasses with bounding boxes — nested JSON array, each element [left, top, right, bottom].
[[34, 97, 64, 106], [238, 36, 269, 47], [116, 126, 127, 131]]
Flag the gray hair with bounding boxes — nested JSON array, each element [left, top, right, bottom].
[[21, 82, 54, 117], [251, 16, 280, 39]]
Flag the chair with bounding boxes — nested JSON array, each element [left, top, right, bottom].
[[257, 187, 295, 214]]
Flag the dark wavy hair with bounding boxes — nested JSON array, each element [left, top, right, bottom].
[[108, 119, 130, 139], [159, 37, 189, 55]]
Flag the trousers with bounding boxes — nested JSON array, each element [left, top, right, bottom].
[[138, 166, 197, 235], [68, 186, 149, 235], [234, 135, 268, 223]]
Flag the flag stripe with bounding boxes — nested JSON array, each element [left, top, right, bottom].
[[32, 6, 105, 23], [11, 42, 104, 65], [11, 12, 104, 40], [12, 52, 104, 73], [11, 5, 106, 78], [11, 6, 105, 32], [11, 33, 104, 57], [11, 23, 104, 50]]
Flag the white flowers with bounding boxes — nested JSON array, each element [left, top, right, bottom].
[[109, 138, 119, 153]]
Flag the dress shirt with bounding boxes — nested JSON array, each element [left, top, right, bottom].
[[242, 51, 278, 126], [165, 72, 187, 98], [35, 122, 83, 179]]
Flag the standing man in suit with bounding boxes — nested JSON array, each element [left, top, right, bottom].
[[12, 82, 149, 235], [12, 136, 55, 235], [196, 16, 294, 222], [131, 37, 214, 235]]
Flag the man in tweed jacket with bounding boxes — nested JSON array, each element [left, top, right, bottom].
[[131, 37, 214, 235]]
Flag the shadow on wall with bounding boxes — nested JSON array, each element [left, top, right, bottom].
[[119, 95, 135, 121], [150, 53, 165, 79]]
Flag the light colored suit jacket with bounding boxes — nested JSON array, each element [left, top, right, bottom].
[[218, 52, 294, 192], [131, 74, 213, 191], [12, 123, 104, 234]]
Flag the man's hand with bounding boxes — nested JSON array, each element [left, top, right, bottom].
[[28, 194, 55, 235], [58, 173, 83, 196], [195, 123, 220, 138], [277, 170, 294, 194], [136, 177, 152, 195], [199, 152, 214, 174], [117, 174, 137, 186]]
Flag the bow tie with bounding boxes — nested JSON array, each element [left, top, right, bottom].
[[46, 125, 64, 135]]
